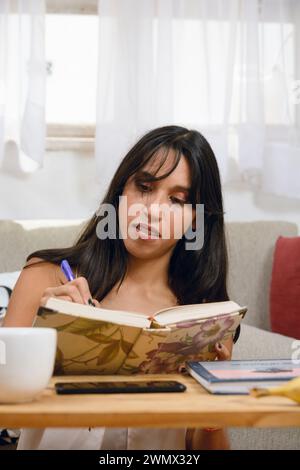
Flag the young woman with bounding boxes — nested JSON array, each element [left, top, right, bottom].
[[4, 125, 239, 450]]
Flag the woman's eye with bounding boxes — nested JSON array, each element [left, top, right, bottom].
[[136, 182, 152, 193], [170, 196, 186, 205]]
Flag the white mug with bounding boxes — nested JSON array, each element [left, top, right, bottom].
[[0, 327, 57, 403]]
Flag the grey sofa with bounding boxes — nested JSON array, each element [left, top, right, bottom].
[[0, 219, 299, 449]]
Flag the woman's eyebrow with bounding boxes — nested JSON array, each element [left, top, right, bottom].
[[170, 184, 190, 193], [134, 170, 154, 180], [135, 171, 190, 191]]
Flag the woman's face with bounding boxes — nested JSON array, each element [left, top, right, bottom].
[[119, 149, 196, 259]]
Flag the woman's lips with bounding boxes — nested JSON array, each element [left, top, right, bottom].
[[136, 223, 160, 240]]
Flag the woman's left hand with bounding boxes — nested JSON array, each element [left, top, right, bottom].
[[214, 341, 232, 360]]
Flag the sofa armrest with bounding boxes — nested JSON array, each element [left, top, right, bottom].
[[232, 324, 297, 360]]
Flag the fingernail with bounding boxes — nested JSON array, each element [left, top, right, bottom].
[[88, 298, 96, 307]]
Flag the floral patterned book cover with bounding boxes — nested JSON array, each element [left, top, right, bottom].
[[34, 301, 247, 375], [118, 311, 245, 374]]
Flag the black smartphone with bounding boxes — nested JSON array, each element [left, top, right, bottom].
[[55, 380, 186, 394]]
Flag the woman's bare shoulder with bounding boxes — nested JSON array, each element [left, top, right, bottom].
[[24, 257, 64, 286], [3, 257, 64, 327]]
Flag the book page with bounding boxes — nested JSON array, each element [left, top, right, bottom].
[[45, 297, 151, 328], [154, 301, 246, 326]]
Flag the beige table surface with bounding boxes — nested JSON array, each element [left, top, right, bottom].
[[0, 374, 299, 429]]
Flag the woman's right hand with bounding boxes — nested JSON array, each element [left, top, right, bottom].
[[40, 276, 100, 307]]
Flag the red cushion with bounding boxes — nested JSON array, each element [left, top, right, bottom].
[[270, 236, 300, 339]]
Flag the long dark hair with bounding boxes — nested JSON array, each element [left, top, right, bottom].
[[27, 125, 230, 311]]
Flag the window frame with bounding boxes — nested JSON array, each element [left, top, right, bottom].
[[46, 0, 97, 151], [46, 0, 97, 15]]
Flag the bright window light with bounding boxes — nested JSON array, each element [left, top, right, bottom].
[[46, 14, 98, 125]]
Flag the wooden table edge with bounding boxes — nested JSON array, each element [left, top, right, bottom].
[[1, 374, 300, 429]]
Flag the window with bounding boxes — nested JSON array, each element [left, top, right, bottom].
[[46, 0, 97, 150], [46, 0, 299, 150]]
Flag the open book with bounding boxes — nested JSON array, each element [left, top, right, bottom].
[[34, 298, 247, 375]]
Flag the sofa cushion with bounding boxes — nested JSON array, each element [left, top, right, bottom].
[[0, 271, 20, 325], [226, 221, 298, 331], [270, 236, 300, 339], [232, 324, 297, 360], [0, 220, 298, 333], [0, 221, 85, 272]]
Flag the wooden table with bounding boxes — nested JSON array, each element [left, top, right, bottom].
[[1, 374, 300, 429]]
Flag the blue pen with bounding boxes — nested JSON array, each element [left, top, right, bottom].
[[60, 259, 75, 282], [60, 259, 95, 306]]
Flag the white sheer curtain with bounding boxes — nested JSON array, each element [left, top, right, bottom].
[[95, 0, 300, 198], [0, 0, 46, 171]]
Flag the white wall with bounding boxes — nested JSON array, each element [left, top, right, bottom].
[[223, 182, 300, 231], [0, 150, 102, 219], [0, 150, 299, 232]]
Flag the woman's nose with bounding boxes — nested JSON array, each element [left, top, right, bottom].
[[144, 189, 168, 207], [142, 192, 166, 222]]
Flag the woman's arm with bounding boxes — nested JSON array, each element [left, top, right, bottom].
[[185, 336, 233, 450], [3, 258, 60, 327], [3, 258, 98, 327]]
